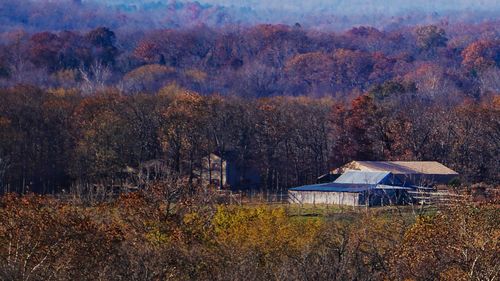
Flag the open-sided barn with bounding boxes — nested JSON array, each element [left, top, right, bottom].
[[289, 171, 410, 206], [290, 161, 459, 206]]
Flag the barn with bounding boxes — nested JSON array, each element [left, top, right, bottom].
[[289, 171, 411, 206]]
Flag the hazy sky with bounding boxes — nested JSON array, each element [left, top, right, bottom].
[[99, 0, 500, 16], [179, 0, 500, 14]]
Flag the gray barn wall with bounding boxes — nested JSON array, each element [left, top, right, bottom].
[[288, 190, 361, 206]]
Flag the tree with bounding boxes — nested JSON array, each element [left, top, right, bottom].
[[394, 205, 500, 281], [462, 39, 500, 73], [329, 94, 381, 163], [284, 52, 333, 96], [0, 53, 9, 78], [85, 27, 118, 66], [448, 101, 500, 183], [58, 31, 92, 69], [134, 41, 162, 64], [123, 64, 176, 93], [0, 86, 76, 193], [158, 86, 208, 178], [403, 63, 462, 102], [78, 61, 112, 94], [28, 32, 63, 72], [70, 92, 136, 182], [345, 26, 386, 52], [0, 194, 123, 280], [331, 49, 375, 93], [415, 25, 448, 51], [368, 80, 415, 100]]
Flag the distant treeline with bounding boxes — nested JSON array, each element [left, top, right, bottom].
[[1, 0, 499, 32], [0, 20, 499, 193], [0, 22, 499, 99], [0, 85, 498, 193]]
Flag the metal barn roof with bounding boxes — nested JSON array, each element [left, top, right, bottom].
[[332, 161, 458, 175], [290, 183, 377, 193], [334, 171, 392, 184], [290, 180, 412, 193]]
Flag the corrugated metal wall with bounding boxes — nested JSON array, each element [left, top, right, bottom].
[[288, 190, 361, 206]]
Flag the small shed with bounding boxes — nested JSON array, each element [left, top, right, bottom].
[[196, 152, 260, 190]]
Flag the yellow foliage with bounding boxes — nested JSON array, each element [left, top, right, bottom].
[[52, 68, 79, 84], [185, 69, 208, 82], [213, 205, 322, 255], [182, 212, 213, 243], [144, 222, 173, 246], [47, 87, 80, 97], [158, 82, 190, 98], [124, 64, 175, 82]]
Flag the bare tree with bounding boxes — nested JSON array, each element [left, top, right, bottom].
[[0, 156, 9, 194], [478, 67, 500, 95], [79, 61, 111, 94]]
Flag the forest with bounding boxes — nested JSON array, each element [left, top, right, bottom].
[[0, 85, 498, 194], [0, 1, 499, 280], [0, 20, 499, 193]]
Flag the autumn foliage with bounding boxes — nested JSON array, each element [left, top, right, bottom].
[[0, 191, 498, 281], [0, 3, 498, 279], [0, 84, 498, 194]]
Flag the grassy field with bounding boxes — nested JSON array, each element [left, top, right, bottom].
[[281, 203, 440, 223]]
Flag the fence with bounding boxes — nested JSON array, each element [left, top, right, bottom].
[[215, 189, 290, 205], [407, 189, 468, 206]]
